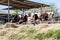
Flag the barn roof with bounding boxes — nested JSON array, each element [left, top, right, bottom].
[[0, 0, 50, 9]]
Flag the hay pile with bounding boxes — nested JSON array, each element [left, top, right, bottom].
[[5, 23, 18, 28]]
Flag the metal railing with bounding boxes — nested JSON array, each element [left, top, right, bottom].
[[39, 21, 60, 24]]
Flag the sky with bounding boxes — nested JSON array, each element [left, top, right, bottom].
[[30, 0, 60, 12], [0, 0, 60, 12]]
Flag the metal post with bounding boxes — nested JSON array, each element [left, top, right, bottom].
[[33, 8, 36, 25], [24, 9, 26, 15], [22, 8, 24, 16], [8, 0, 10, 22], [34, 8, 35, 14], [41, 5, 42, 14]]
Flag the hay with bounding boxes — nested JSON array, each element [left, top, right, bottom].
[[5, 23, 18, 28]]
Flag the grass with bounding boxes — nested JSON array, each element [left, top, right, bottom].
[[55, 29, 60, 40], [1, 26, 60, 40], [0, 31, 7, 36], [35, 33, 43, 40], [9, 34, 24, 40], [19, 28, 27, 33], [27, 28, 37, 34], [43, 30, 54, 38]]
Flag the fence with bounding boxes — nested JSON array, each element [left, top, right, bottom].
[[39, 21, 60, 24]]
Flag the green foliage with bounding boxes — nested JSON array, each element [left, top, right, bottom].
[[55, 29, 60, 39], [10, 13, 16, 17], [26, 28, 37, 39], [11, 9, 20, 17], [14, 9, 20, 13], [35, 33, 43, 40], [27, 28, 37, 34], [44, 30, 54, 38]]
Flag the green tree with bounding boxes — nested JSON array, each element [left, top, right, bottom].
[[11, 9, 20, 17]]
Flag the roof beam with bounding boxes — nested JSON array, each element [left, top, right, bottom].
[[0, 0, 32, 9], [0, 0, 50, 9]]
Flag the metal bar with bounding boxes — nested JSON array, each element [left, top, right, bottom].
[[22, 8, 24, 16], [34, 8, 35, 14], [41, 5, 42, 14], [24, 9, 26, 15], [8, 0, 10, 22]]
